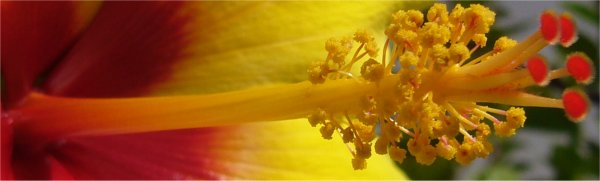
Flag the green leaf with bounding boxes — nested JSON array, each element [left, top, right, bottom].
[[562, 2, 599, 25]]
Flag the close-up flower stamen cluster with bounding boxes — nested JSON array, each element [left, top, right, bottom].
[[305, 3, 593, 170]]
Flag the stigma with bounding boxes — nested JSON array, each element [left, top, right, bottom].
[[306, 3, 592, 169]]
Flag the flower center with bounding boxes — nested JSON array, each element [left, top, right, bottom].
[[304, 3, 592, 169]]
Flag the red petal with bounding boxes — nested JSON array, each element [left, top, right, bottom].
[[1, 115, 14, 180], [1, 2, 99, 108], [51, 128, 231, 179], [48, 156, 75, 180], [43, 2, 193, 98]]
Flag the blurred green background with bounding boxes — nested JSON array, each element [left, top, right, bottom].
[[397, 1, 599, 180]]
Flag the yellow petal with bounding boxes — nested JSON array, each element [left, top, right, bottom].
[[205, 119, 408, 179], [150, 1, 426, 95]]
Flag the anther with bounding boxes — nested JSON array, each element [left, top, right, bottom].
[[308, 109, 327, 127], [506, 107, 526, 128], [341, 127, 355, 143], [374, 137, 389, 155], [388, 146, 407, 164], [319, 122, 335, 139], [360, 58, 385, 82], [351, 158, 367, 170], [354, 140, 372, 159]]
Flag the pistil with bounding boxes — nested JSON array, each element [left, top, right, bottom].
[[9, 77, 395, 140]]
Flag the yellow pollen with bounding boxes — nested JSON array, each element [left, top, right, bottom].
[[493, 36, 518, 54], [427, 3, 449, 24], [388, 146, 407, 164], [472, 33, 488, 47], [301, 3, 591, 170]]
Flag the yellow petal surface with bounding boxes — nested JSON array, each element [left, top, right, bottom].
[[151, 1, 418, 95], [205, 119, 408, 179]]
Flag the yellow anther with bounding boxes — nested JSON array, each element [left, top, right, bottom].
[[389, 146, 407, 164], [374, 137, 389, 155], [392, 10, 424, 30], [398, 84, 415, 101], [307, 109, 327, 127], [383, 122, 402, 140], [418, 119, 436, 138], [446, 118, 461, 138], [319, 122, 335, 140], [396, 101, 417, 126], [463, 4, 496, 34], [427, 3, 449, 24], [422, 99, 441, 120], [473, 139, 493, 157], [352, 120, 376, 142], [476, 123, 491, 138], [357, 111, 377, 125], [415, 145, 437, 165], [391, 10, 407, 25], [407, 135, 430, 155], [472, 33, 488, 47], [385, 24, 400, 40], [354, 29, 374, 43], [407, 138, 419, 154], [325, 37, 353, 65], [494, 121, 516, 137], [436, 138, 458, 160], [468, 110, 484, 127], [506, 107, 526, 128], [455, 142, 476, 165], [492, 36, 517, 54], [325, 38, 339, 53], [432, 116, 460, 138], [351, 157, 367, 170], [449, 4, 465, 26], [448, 4, 465, 42], [395, 29, 418, 46], [354, 140, 372, 159], [431, 44, 449, 67], [360, 96, 377, 112], [360, 58, 384, 82], [397, 70, 422, 101], [407, 10, 425, 28], [449, 43, 470, 65], [307, 62, 329, 84], [400, 51, 419, 68], [364, 41, 379, 57], [341, 127, 355, 143], [420, 22, 451, 46], [431, 121, 445, 138]]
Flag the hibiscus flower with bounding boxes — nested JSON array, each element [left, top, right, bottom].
[[1, 1, 415, 179], [1, 1, 594, 180]]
